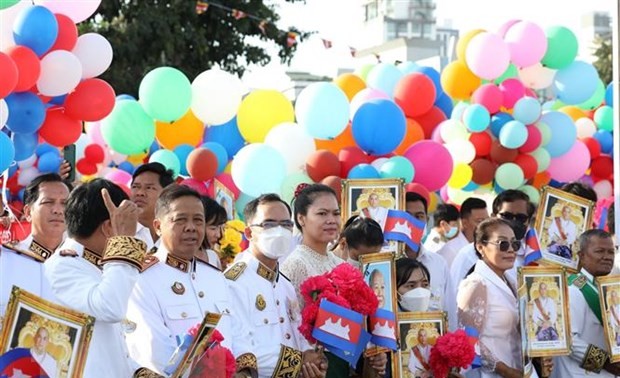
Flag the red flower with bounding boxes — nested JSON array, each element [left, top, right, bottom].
[[210, 329, 224, 344], [329, 263, 364, 290], [300, 275, 334, 304], [188, 329, 235, 378], [299, 303, 320, 343], [187, 322, 202, 338], [429, 330, 475, 378]]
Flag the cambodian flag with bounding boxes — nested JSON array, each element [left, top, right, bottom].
[[0, 348, 48, 378], [312, 299, 370, 366], [464, 326, 482, 369], [524, 228, 542, 266], [383, 209, 425, 252], [369, 308, 398, 351]]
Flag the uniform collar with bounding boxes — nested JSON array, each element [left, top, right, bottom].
[[156, 244, 193, 273], [59, 238, 102, 269], [29, 238, 54, 261], [580, 268, 595, 283], [244, 253, 279, 283]]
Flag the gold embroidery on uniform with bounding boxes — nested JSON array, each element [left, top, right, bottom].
[[30, 239, 53, 260], [1, 242, 45, 263], [273, 345, 302, 378], [133, 367, 164, 377], [581, 344, 608, 373], [255, 294, 266, 311], [224, 262, 247, 281], [257, 262, 277, 283], [236, 352, 258, 371], [165, 254, 190, 273], [83, 248, 103, 269], [101, 236, 146, 270]]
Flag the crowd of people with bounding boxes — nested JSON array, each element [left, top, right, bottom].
[[0, 163, 619, 378]]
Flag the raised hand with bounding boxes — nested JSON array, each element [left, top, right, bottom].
[[102, 188, 140, 237]]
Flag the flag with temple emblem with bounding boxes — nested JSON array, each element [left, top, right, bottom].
[[312, 299, 370, 366], [383, 209, 425, 252], [286, 32, 298, 47], [464, 326, 482, 369], [231, 9, 247, 20], [368, 308, 398, 350], [0, 348, 49, 378], [524, 228, 542, 266], [349, 46, 357, 57], [321, 39, 333, 49], [195, 1, 209, 14]]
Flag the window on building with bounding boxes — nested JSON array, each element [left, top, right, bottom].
[[365, 1, 378, 21]]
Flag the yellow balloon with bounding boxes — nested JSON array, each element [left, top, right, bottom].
[[448, 163, 473, 189], [456, 29, 485, 61], [441, 61, 481, 101], [559, 106, 587, 122], [224, 161, 233, 174], [334, 73, 366, 101], [127, 152, 148, 165], [428, 192, 439, 213], [237, 90, 294, 143], [155, 110, 204, 150]]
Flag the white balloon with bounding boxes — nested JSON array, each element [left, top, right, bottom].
[[439, 119, 470, 143], [37, 50, 82, 96], [72, 33, 113, 79], [74, 132, 92, 161], [593, 180, 613, 199], [371, 157, 389, 171], [518, 63, 556, 90], [17, 153, 37, 167], [0, 1, 31, 50], [191, 69, 244, 125], [264, 122, 316, 174], [18, 166, 39, 186], [446, 140, 476, 164], [575, 117, 597, 139], [0, 99, 8, 129]]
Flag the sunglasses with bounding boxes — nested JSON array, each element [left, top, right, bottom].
[[484, 239, 521, 252], [498, 212, 529, 224]]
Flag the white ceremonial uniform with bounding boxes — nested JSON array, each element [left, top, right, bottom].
[[225, 252, 311, 378], [531, 297, 558, 333], [360, 206, 389, 230], [31, 349, 58, 378], [552, 269, 616, 378], [44, 238, 141, 378], [135, 223, 156, 252], [436, 232, 468, 269], [408, 344, 431, 377], [547, 217, 578, 245], [423, 228, 445, 253], [126, 245, 247, 375], [0, 235, 57, 317]]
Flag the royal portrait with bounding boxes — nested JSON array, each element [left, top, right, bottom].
[[596, 275, 620, 363], [396, 312, 446, 378], [214, 179, 235, 221]]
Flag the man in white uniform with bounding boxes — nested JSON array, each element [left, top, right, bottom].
[[531, 282, 559, 341], [360, 192, 389, 230], [408, 328, 431, 378], [126, 185, 256, 377], [547, 205, 578, 260], [0, 174, 70, 317], [44, 179, 161, 378], [423, 204, 462, 254], [552, 229, 620, 377]]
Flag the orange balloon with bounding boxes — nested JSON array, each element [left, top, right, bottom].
[[334, 73, 366, 101], [155, 110, 204, 150], [531, 171, 551, 189], [127, 152, 148, 165], [395, 118, 424, 155], [441, 60, 481, 101], [558, 106, 587, 122], [456, 29, 485, 61], [315, 123, 356, 154]]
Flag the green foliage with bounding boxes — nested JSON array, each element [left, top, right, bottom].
[[592, 35, 612, 85], [80, 0, 310, 96]]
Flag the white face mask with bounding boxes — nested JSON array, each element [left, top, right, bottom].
[[444, 225, 458, 239], [399, 287, 431, 312], [256, 226, 293, 260]]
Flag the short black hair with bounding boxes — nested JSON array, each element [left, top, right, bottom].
[[132, 162, 175, 188], [473, 217, 513, 258], [432, 204, 459, 228], [460, 197, 487, 219], [293, 184, 337, 231], [65, 179, 127, 238], [608, 203, 615, 235], [155, 184, 203, 219], [561, 182, 597, 203], [491, 189, 530, 215], [406, 192, 428, 214], [342, 217, 384, 249], [24, 173, 72, 206], [244, 193, 292, 224], [579, 229, 612, 252], [202, 196, 228, 226], [396, 258, 431, 289]]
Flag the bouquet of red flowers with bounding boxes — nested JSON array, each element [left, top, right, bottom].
[[429, 330, 475, 378], [187, 325, 236, 378], [299, 263, 379, 344]]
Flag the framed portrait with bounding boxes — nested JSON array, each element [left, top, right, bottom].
[[596, 275, 620, 362], [214, 179, 235, 221], [395, 311, 446, 378], [518, 284, 535, 377], [342, 178, 405, 253], [171, 312, 222, 378], [517, 267, 571, 357], [534, 186, 595, 271], [0, 286, 95, 378]]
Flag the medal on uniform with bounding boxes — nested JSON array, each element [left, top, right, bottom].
[[255, 294, 266, 311], [171, 281, 185, 295]]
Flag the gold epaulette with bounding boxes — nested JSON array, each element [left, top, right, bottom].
[[224, 262, 246, 281], [1, 242, 44, 263], [195, 254, 222, 272], [139, 255, 159, 273]]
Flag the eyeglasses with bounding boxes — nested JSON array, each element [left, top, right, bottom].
[[498, 212, 529, 224], [484, 239, 521, 252], [250, 220, 295, 230]]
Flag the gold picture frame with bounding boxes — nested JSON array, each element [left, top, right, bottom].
[[517, 266, 572, 357], [0, 286, 95, 378], [341, 178, 405, 254], [214, 179, 235, 221], [596, 275, 620, 363], [534, 186, 595, 272], [170, 312, 222, 378], [395, 311, 447, 378]]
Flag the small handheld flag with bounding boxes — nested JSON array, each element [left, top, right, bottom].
[[383, 209, 425, 252], [368, 308, 398, 351], [524, 228, 542, 266], [464, 326, 482, 369], [0, 348, 49, 378]]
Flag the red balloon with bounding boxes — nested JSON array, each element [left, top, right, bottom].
[[179, 177, 209, 195], [514, 154, 538, 180], [187, 148, 218, 181], [0, 52, 18, 98], [469, 132, 492, 157], [6, 46, 40, 92], [50, 14, 78, 51], [306, 150, 340, 182], [84, 144, 105, 164], [64, 79, 116, 121], [413, 106, 447, 139], [321, 175, 342, 202], [405, 183, 430, 205], [39, 110, 83, 147], [471, 159, 496, 185], [590, 155, 613, 179], [489, 140, 518, 164], [338, 146, 370, 178], [582, 137, 601, 160], [76, 158, 98, 175], [394, 73, 436, 118], [518, 125, 542, 153]]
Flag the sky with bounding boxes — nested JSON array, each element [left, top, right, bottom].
[[242, 0, 614, 89]]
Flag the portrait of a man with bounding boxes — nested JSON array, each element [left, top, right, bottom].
[[408, 328, 431, 378], [547, 205, 578, 260], [30, 326, 59, 378], [608, 289, 620, 347], [369, 269, 387, 310], [360, 192, 389, 230], [531, 282, 559, 341]]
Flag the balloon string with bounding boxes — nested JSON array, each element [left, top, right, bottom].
[[3, 134, 26, 238]]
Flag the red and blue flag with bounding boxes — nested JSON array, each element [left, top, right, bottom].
[[464, 326, 482, 369], [524, 228, 542, 266], [368, 308, 398, 351], [383, 210, 425, 252], [0, 348, 48, 378]]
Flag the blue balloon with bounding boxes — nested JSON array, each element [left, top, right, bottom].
[[201, 142, 228, 174], [36, 143, 58, 157], [118, 161, 135, 174], [38, 151, 62, 173], [513, 97, 541, 125], [0, 132, 15, 173], [605, 82, 614, 107], [12, 6, 58, 56], [13, 132, 38, 161], [463, 104, 490, 132], [348, 164, 380, 179], [116, 94, 136, 102], [5, 92, 46, 134], [462, 181, 479, 192], [490, 112, 513, 138], [398, 61, 419, 75], [553, 61, 599, 105], [352, 99, 406, 155], [593, 130, 613, 154], [366, 63, 403, 97], [499, 120, 528, 149], [203, 117, 246, 158], [173, 144, 193, 176], [8, 162, 18, 178], [434, 93, 453, 118], [412, 66, 444, 98], [540, 111, 577, 157], [149, 140, 160, 155], [49, 94, 67, 106], [17, 188, 26, 202]]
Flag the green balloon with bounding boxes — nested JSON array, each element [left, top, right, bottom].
[[536, 121, 552, 146], [280, 172, 313, 204], [380, 156, 415, 183], [493, 64, 518, 84], [577, 80, 605, 110], [542, 26, 578, 70], [530, 148, 551, 172], [495, 163, 524, 190], [0, 0, 19, 9], [101, 100, 155, 155], [355, 64, 375, 81], [149, 149, 180, 178], [594, 105, 613, 131], [518, 184, 541, 205], [139, 67, 192, 122]]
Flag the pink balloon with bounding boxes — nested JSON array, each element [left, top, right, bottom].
[[404, 141, 453, 192], [518, 125, 542, 153], [440, 186, 449, 202], [215, 172, 240, 199], [504, 21, 548, 68], [349, 88, 389, 119], [497, 19, 520, 38], [499, 79, 525, 109], [180, 178, 209, 195], [105, 168, 132, 186], [37, 0, 102, 23], [85, 121, 106, 146], [471, 84, 503, 114], [547, 140, 590, 182], [465, 32, 510, 80]]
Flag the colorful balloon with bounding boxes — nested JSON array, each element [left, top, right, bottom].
[[394, 73, 436, 118], [295, 82, 349, 140], [237, 90, 294, 143], [352, 99, 406, 155], [403, 141, 453, 192], [191, 68, 244, 125], [12, 5, 58, 56], [231, 144, 287, 197], [139, 67, 192, 122], [465, 32, 510, 80], [101, 100, 155, 155], [541, 26, 578, 69]]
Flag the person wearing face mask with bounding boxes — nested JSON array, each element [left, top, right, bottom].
[[396, 258, 432, 312], [333, 217, 384, 268], [423, 204, 462, 254], [224, 193, 328, 378]]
